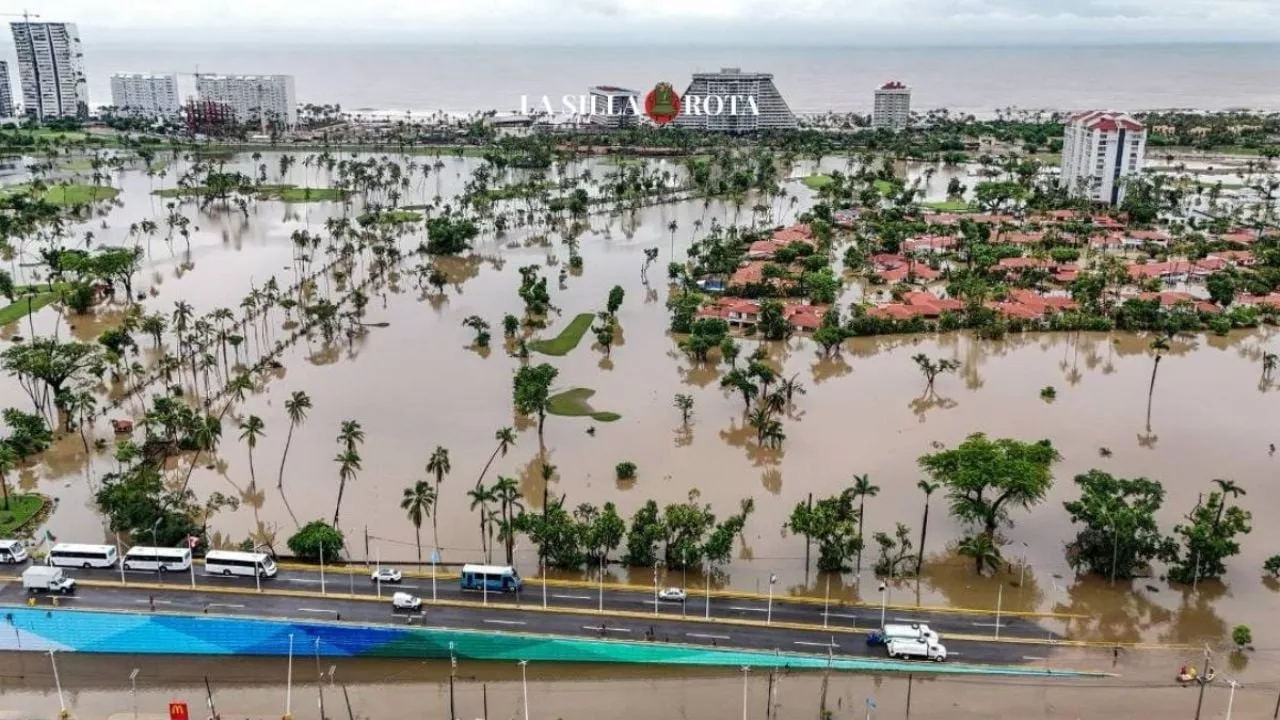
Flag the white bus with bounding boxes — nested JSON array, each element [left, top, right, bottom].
[[48, 543, 118, 569], [0, 539, 28, 564], [123, 546, 193, 572], [204, 550, 278, 578]]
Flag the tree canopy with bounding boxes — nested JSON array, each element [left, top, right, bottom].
[[1062, 470, 1177, 580]]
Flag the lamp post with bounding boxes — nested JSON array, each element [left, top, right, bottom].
[[519, 660, 530, 720], [285, 633, 294, 720], [741, 666, 751, 720], [766, 574, 777, 625], [878, 581, 888, 629], [653, 560, 662, 616], [129, 668, 139, 720], [1226, 679, 1239, 720], [151, 518, 162, 586], [49, 650, 66, 719]]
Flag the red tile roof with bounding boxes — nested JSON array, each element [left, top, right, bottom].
[[731, 261, 768, 285], [903, 291, 964, 317], [1136, 291, 1219, 314], [877, 264, 940, 283], [903, 235, 957, 252], [867, 303, 928, 320]]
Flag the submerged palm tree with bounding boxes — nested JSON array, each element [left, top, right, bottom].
[[277, 391, 312, 489], [850, 474, 880, 574], [1146, 334, 1171, 429], [333, 448, 362, 528], [915, 480, 940, 577], [400, 480, 437, 570], [426, 445, 451, 550], [238, 415, 265, 488], [467, 481, 497, 560]]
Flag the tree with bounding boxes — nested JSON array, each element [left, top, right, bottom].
[[238, 415, 265, 488], [1263, 352, 1278, 381], [462, 315, 491, 347], [332, 420, 364, 528], [850, 474, 879, 573], [786, 492, 860, 572], [915, 480, 940, 577], [401, 480, 436, 569], [1, 339, 105, 421], [1061, 470, 1177, 581], [492, 474, 524, 564], [90, 246, 144, 301], [287, 520, 345, 562], [1146, 333, 1171, 429], [1233, 625, 1252, 649], [277, 391, 312, 489], [1168, 486, 1252, 584], [912, 353, 960, 394], [467, 481, 497, 560], [0, 443, 15, 510], [606, 285, 625, 318], [623, 500, 664, 567], [872, 523, 916, 578], [919, 433, 1061, 573], [674, 393, 694, 424], [1205, 272, 1235, 307], [426, 445, 451, 549], [425, 215, 479, 255], [513, 363, 558, 445], [592, 320, 615, 357], [957, 533, 1003, 575]]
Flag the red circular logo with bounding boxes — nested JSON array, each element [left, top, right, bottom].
[[645, 82, 681, 125]]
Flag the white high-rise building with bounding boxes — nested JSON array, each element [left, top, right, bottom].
[[110, 73, 181, 119], [872, 81, 911, 129], [195, 74, 297, 128], [1059, 111, 1147, 206], [9, 21, 88, 120], [587, 86, 640, 129], [675, 68, 795, 132], [0, 62, 14, 118]]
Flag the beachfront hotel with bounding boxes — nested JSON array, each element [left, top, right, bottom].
[[110, 73, 182, 119], [675, 68, 796, 132], [872, 81, 911, 129], [9, 20, 88, 119], [195, 74, 297, 128], [1059, 110, 1147, 206], [0, 61, 14, 119], [588, 86, 641, 129]]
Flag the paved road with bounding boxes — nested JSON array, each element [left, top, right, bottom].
[[0, 581, 1038, 665], [1, 564, 1058, 643]]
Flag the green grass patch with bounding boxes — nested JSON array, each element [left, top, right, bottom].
[[3, 183, 119, 206], [873, 179, 896, 195], [0, 494, 47, 536], [357, 209, 423, 226], [547, 388, 621, 422], [922, 199, 974, 212], [528, 312, 595, 356], [0, 292, 60, 326], [270, 186, 347, 202], [802, 174, 833, 189]]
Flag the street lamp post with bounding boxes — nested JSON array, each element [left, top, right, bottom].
[[878, 581, 888, 629], [741, 666, 751, 720], [285, 633, 294, 720], [129, 668, 139, 720], [822, 575, 830, 629], [151, 518, 162, 586], [766, 574, 777, 625], [1226, 679, 1240, 720], [49, 650, 66, 719], [653, 561, 662, 616], [519, 660, 530, 720]]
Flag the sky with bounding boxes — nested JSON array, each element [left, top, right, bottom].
[[16, 0, 1280, 44]]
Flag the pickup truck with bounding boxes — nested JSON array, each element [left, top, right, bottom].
[[866, 623, 941, 646], [886, 637, 947, 662], [22, 566, 76, 594]]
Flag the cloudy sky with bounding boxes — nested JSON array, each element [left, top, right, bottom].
[[33, 0, 1280, 44]]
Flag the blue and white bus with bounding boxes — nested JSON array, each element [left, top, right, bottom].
[[460, 564, 522, 593]]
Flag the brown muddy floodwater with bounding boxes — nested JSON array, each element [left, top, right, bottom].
[[5, 151, 1280, 673], [0, 648, 1277, 719]]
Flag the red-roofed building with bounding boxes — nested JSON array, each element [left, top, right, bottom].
[[784, 303, 827, 331], [877, 263, 940, 284], [902, 235, 957, 254], [1237, 293, 1280, 309], [903, 291, 964, 317], [1137, 291, 1220, 314], [1061, 110, 1145, 207], [1207, 250, 1255, 267], [867, 303, 928, 321], [730, 261, 768, 286], [1000, 231, 1045, 246]]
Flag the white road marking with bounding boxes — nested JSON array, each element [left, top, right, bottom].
[[971, 622, 1003, 627], [794, 641, 838, 648], [893, 618, 926, 624], [825, 613, 859, 620], [582, 626, 631, 633], [483, 619, 526, 626], [687, 633, 731, 640], [1022, 656, 1046, 661], [727, 606, 767, 613], [134, 599, 172, 605], [206, 603, 245, 609], [298, 608, 336, 613], [286, 578, 324, 584], [552, 594, 593, 600]]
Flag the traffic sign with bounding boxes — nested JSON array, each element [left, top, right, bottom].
[[169, 701, 189, 720]]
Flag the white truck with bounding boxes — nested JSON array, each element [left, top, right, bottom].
[[22, 566, 76, 594], [886, 637, 947, 662], [869, 623, 941, 646]]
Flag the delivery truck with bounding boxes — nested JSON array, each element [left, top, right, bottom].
[[22, 566, 76, 594]]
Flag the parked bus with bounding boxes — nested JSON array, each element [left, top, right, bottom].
[[203, 550, 277, 578], [459, 564, 522, 593], [0, 539, 28, 564], [123, 546, 193, 572], [48, 543, 118, 569]]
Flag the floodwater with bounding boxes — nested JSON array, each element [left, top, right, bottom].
[[4, 149, 1280, 664], [0, 648, 1277, 720]]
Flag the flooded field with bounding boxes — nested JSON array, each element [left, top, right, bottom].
[[5, 149, 1280, 661]]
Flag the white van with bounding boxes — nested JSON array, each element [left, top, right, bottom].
[[0, 539, 28, 564], [48, 543, 118, 569], [123, 546, 193, 572]]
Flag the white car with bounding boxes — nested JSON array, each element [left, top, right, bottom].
[[391, 592, 422, 610], [658, 587, 687, 602], [371, 568, 403, 583]]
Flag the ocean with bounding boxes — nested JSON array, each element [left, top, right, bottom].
[[46, 42, 1280, 115]]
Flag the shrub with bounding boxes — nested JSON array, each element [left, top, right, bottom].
[[1265, 555, 1280, 576], [1232, 624, 1252, 649], [287, 520, 345, 562], [1040, 386, 1057, 401], [615, 462, 637, 481]]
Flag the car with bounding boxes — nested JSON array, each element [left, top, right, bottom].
[[371, 568, 403, 583], [391, 592, 422, 610], [658, 587, 687, 602]]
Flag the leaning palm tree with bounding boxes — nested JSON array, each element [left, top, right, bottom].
[[333, 448, 362, 528], [492, 475, 524, 564], [426, 445, 451, 550], [466, 481, 497, 560], [277, 391, 312, 489], [238, 415, 265, 488], [850, 474, 880, 574], [400, 480, 437, 570], [475, 427, 516, 488], [1146, 335, 1171, 430], [915, 480, 940, 576]]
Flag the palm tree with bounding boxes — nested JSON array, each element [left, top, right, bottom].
[[850, 474, 880, 574], [1210, 478, 1246, 534], [779, 373, 806, 405], [1146, 335, 1170, 429], [337, 420, 364, 454], [426, 445, 451, 549], [333, 448, 362, 528], [915, 480, 940, 576], [400, 480, 437, 570], [492, 475, 524, 564], [277, 391, 312, 489], [466, 481, 497, 560], [0, 443, 16, 511], [238, 415, 265, 488], [1263, 352, 1278, 380], [958, 533, 1002, 575], [475, 427, 515, 489]]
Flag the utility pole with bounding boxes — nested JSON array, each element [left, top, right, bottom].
[[203, 676, 218, 720], [905, 673, 914, 719], [341, 685, 355, 720], [804, 493, 812, 581], [1193, 644, 1211, 720], [314, 638, 327, 720], [765, 670, 775, 720], [819, 646, 831, 719], [483, 683, 489, 720]]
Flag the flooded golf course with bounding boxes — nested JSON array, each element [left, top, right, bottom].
[[4, 149, 1280, 714]]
